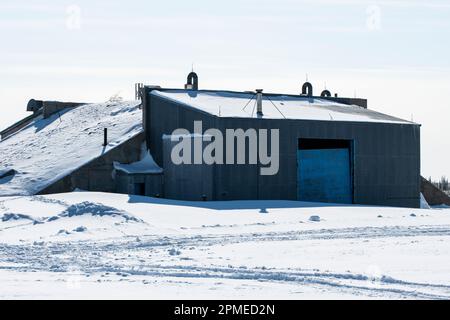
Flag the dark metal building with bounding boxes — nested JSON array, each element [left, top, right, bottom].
[[142, 80, 421, 208]]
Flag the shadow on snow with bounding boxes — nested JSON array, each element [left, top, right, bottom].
[[126, 194, 354, 211]]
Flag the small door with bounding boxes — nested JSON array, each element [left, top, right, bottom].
[[297, 148, 352, 204], [134, 183, 146, 196]]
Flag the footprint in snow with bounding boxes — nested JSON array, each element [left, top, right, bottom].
[[168, 248, 181, 256], [73, 226, 87, 233]]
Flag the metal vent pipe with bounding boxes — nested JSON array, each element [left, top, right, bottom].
[[185, 72, 199, 90], [321, 90, 331, 97], [302, 82, 313, 96], [256, 89, 263, 116]]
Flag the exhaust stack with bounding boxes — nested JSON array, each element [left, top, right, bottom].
[[256, 89, 263, 117]]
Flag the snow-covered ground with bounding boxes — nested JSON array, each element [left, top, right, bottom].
[[0, 191, 450, 300]]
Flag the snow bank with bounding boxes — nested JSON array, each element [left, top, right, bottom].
[[1, 213, 34, 222], [420, 193, 431, 209], [0, 101, 142, 196], [56, 201, 141, 222], [0, 198, 143, 234]]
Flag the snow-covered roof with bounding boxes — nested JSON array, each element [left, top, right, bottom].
[[113, 151, 162, 175], [0, 101, 143, 196], [152, 90, 413, 124]]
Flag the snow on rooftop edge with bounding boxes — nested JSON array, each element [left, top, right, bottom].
[[0, 100, 143, 196], [113, 149, 162, 175], [152, 90, 414, 124]]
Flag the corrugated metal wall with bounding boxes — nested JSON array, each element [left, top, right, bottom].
[[145, 92, 421, 208]]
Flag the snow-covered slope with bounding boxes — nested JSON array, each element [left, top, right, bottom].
[[0, 101, 142, 196], [1, 191, 450, 299]]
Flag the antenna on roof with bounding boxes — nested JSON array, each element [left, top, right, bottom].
[[191, 63, 194, 72], [306, 73, 309, 82]]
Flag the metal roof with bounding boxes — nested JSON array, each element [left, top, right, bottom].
[[152, 89, 415, 125]]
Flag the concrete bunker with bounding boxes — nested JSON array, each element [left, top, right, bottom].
[[113, 148, 163, 197]]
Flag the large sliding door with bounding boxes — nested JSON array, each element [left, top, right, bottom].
[[297, 139, 353, 204]]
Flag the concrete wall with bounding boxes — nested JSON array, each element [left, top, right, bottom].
[[38, 132, 144, 195], [43, 101, 86, 119], [115, 171, 163, 197], [146, 92, 421, 208]]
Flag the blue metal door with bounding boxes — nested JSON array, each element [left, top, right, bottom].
[[297, 148, 352, 204]]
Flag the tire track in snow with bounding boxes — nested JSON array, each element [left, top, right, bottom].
[[1, 255, 448, 299], [103, 265, 450, 300], [1, 224, 450, 299], [123, 224, 450, 249]]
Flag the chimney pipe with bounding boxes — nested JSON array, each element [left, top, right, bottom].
[[256, 89, 263, 116], [103, 128, 108, 146]]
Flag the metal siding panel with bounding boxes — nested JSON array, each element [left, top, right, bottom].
[[146, 93, 420, 207]]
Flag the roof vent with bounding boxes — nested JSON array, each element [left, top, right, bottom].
[[185, 72, 199, 90], [302, 82, 313, 97], [26, 99, 43, 113], [256, 89, 263, 117], [321, 90, 331, 97]]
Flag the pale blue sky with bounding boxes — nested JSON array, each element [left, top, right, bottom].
[[0, 0, 449, 179]]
